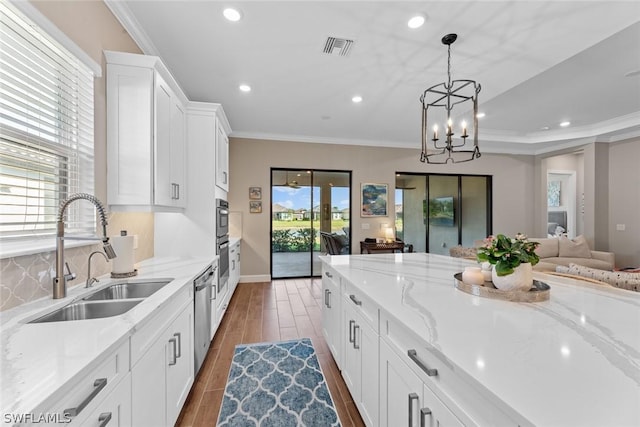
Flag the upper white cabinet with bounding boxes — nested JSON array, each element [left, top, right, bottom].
[[105, 50, 187, 210], [215, 111, 231, 192]]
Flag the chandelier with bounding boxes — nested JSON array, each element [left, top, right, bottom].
[[420, 33, 481, 164]]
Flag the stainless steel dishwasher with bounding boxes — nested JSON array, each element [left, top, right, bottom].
[[194, 264, 215, 374]]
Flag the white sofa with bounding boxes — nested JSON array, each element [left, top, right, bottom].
[[532, 236, 615, 271]]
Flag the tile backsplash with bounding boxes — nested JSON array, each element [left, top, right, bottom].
[[0, 212, 154, 312]]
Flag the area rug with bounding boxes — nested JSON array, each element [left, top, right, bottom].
[[216, 338, 341, 427]]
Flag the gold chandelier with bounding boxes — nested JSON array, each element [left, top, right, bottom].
[[420, 34, 481, 164]]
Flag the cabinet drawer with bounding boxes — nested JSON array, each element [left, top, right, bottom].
[[343, 281, 378, 333], [130, 284, 191, 365], [381, 312, 523, 426], [72, 373, 132, 427], [43, 341, 130, 426]]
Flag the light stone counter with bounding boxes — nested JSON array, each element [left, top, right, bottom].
[[0, 256, 214, 420], [321, 253, 640, 426]]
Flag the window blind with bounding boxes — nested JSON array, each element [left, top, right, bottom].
[[0, 1, 95, 239]]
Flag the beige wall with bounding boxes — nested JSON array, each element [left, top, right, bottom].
[[608, 138, 640, 267], [0, 2, 153, 311], [228, 137, 536, 278]]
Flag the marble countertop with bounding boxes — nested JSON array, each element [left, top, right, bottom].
[[321, 253, 640, 427], [0, 256, 214, 418]]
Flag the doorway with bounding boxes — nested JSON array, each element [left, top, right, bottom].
[[547, 170, 577, 238], [271, 169, 351, 278]]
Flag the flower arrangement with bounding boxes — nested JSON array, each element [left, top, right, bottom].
[[476, 233, 540, 276]]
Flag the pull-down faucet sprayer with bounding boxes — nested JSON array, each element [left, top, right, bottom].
[[54, 193, 117, 299]]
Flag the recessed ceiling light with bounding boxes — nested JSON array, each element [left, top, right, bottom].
[[541, 126, 550, 131], [223, 8, 242, 22], [407, 15, 425, 29], [476, 112, 486, 118], [352, 95, 363, 103], [560, 121, 571, 127], [239, 84, 251, 92]]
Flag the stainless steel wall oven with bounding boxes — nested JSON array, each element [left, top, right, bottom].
[[216, 199, 230, 296]]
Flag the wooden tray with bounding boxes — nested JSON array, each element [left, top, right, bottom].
[[454, 272, 550, 302]]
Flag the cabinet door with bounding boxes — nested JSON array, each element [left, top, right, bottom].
[[321, 269, 341, 368], [106, 64, 154, 206], [166, 304, 195, 425], [170, 98, 186, 207], [380, 339, 424, 427], [154, 73, 173, 206], [215, 122, 229, 191], [131, 333, 166, 427], [359, 318, 378, 427], [342, 299, 360, 400]]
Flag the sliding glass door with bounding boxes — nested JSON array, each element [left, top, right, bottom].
[[271, 169, 351, 278], [395, 173, 491, 254]]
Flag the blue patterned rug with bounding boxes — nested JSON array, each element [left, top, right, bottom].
[[216, 338, 341, 426]]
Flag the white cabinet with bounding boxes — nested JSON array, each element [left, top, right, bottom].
[[380, 339, 463, 427], [215, 121, 229, 191], [321, 267, 342, 369], [37, 341, 131, 427], [131, 290, 194, 427], [229, 240, 241, 295], [341, 285, 379, 427], [105, 50, 187, 210]]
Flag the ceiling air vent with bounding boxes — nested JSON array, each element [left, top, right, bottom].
[[323, 37, 354, 56]]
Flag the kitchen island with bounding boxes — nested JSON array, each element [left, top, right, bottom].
[[321, 253, 640, 427]]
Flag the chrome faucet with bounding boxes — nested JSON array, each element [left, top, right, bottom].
[[86, 250, 109, 288], [54, 193, 117, 299]]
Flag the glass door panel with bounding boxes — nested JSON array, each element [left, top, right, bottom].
[[428, 175, 459, 255], [271, 169, 351, 279], [461, 176, 489, 247], [396, 174, 427, 252]]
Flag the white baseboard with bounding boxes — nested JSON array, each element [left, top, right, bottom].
[[239, 274, 271, 283]]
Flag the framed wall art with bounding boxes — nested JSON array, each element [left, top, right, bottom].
[[249, 201, 262, 213], [249, 186, 262, 200], [361, 183, 388, 217]]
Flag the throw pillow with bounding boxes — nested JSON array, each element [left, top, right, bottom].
[[534, 238, 559, 258], [558, 235, 592, 258], [562, 264, 640, 292]]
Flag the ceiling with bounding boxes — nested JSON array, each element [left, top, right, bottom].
[[105, 1, 640, 155]]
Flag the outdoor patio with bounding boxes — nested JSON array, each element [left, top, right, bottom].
[[272, 251, 324, 278]]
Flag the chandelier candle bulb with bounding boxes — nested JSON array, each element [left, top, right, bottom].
[[433, 124, 438, 140]]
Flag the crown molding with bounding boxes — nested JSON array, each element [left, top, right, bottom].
[[104, 0, 160, 56]]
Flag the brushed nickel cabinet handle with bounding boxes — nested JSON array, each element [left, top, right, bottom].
[[408, 393, 419, 427], [64, 378, 107, 417], [98, 412, 112, 427], [325, 271, 333, 278], [349, 294, 362, 306], [353, 324, 360, 349], [349, 320, 355, 343], [169, 337, 177, 366], [174, 332, 182, 358], [408, 349, 438, 377], [420, 407, 432, 427]]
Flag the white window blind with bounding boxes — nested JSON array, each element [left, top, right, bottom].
[[0, 1, 95, 240]]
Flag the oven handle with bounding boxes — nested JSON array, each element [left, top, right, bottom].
[[219, 242, 229, 249], [218, 209, 229, 215]]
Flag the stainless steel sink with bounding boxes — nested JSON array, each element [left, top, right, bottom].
[[29, 300, 142, 323], [83, 280, 172, 301]]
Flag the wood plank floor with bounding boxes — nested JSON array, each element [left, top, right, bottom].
[[176, 279, 366, 427]]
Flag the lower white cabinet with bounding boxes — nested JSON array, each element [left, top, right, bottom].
[[380, 339, 463, 427], [132, 300, 194, 426], [321, 267, 342, 368], [341, 288, 379, 427], [229, 240, 241, 295]]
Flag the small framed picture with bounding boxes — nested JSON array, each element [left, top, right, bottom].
[[361, 183, 388, 217], [249, 186, 262, 200], [249, 201, 262, 213]]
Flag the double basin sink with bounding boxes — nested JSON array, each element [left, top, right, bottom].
[[30, 280, 172, 323]]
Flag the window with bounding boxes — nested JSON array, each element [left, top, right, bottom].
[[0, 1, 95, 241]]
